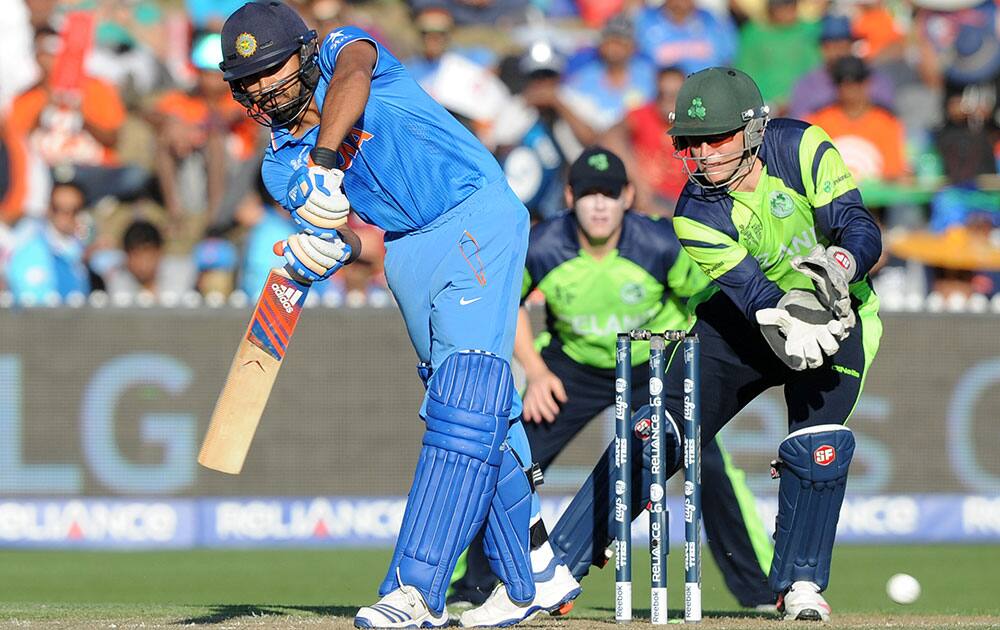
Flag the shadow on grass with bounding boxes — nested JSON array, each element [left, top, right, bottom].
[[589, 606, 780, 621], [177, 604, 358, 625]]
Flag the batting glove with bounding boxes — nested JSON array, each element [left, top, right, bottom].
[[756, 289, 846, 371], [275, 232, 352, 284], [286, 164, 351, 238]]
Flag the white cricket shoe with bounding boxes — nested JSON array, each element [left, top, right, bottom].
[[780, 581, 831, 622], [460, 542, 581, 627], [354, 584, 449, 629]]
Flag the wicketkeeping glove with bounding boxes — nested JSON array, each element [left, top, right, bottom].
[[286, 164, 351, 238], [791, 245, 857, 331], [756, 289, 847, 371], [275, 232, 353, 284]]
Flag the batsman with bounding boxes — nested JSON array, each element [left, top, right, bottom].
[[218, 2, 540, 627], [549, 67, 881, 622]]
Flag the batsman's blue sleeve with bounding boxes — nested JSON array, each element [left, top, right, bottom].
[[317, 26, 390, 80]]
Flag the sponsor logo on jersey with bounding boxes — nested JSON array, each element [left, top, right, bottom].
[[822, 173, 852, 195], [737, 212, 764, 251], [337, 127, 374, 171]]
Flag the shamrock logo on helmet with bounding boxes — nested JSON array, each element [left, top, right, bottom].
[[687, 97, 707, 121], [588, 153, 610, 171], [235, 32, 258, 58]]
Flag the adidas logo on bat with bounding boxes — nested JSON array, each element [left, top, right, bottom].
[[271, 283, 303, 313]]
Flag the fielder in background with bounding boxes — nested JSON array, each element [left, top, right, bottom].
[[218, 2, 541, 627], [628, 66, 880, 621], [451, 146, 779, 615]]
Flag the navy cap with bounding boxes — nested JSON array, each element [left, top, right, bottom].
[[820, 14, 855, 42], [220, 1, 315, 82], [831, 55, 870, 84], [569, 146, 629, 199]]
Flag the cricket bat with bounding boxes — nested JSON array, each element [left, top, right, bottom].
[[198, 268, 310, 474]]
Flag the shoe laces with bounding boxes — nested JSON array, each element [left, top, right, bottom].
[[396, 568, 419, 608]]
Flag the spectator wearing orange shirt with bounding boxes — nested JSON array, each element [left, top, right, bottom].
[[0, 118, 31, 225], [809, 55, 907, 182], [149, 31, 260, 227], [8, 26, 150, 204], [601, 66, 689, 215], [851, 0, 904, 64]]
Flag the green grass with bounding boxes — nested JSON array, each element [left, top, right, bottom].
[[0, 545, 997, 625]]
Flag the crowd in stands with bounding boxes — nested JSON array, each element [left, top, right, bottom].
[[0, 0, 997, 307]]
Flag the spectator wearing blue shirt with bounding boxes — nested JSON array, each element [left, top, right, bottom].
[[5, 180, 90, 303], [634, 0, 737, 76], [562, 15, 657, 131]]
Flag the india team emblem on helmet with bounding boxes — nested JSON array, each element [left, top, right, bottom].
[[768, 191, 794, 218], [235, 32, 258, 58], [687, 97, 707, 121]]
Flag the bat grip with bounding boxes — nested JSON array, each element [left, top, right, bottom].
[[278, 264, 313, 286]]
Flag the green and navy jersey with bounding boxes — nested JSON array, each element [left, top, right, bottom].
[[673, 118, 882, 321], [522, 211, 709, 369]]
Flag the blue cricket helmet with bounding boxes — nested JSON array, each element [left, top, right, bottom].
[[220, 1, 313, 81], [220, 1, 320, 128]]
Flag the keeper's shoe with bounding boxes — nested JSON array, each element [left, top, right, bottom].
[[459, 554, 581, 627], [354, 584, 449, 629], [778, 581, 831, 622]]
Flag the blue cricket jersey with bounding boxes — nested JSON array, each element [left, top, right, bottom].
[[261, 27, 506, 233]]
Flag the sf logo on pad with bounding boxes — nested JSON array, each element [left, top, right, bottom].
[[814, 445, 836, 466]]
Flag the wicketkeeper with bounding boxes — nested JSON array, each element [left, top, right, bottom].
[[548, 67, 882, 622]]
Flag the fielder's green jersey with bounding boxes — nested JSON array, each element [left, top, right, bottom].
[[673, 118, 883, 321], [522, 211, 709, 369]]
